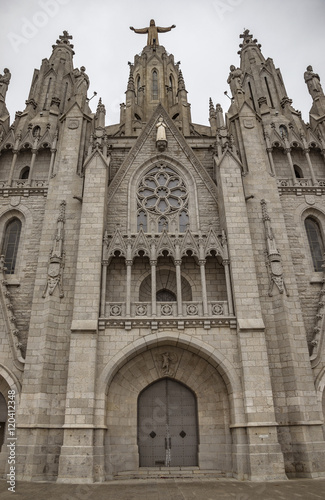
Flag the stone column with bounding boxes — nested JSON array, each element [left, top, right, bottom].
[[175, 260, 183, 316], [304, 148, 318, 185], [284, 146, 296, 185], [7, 150, 18, 186], [199, 259, 209, 316], [27, 149, 37, 186], [266, 148, 276, 176], [100, 260, 108, 317], [223, 258, 234, 316], [125, 260, 132, 317], [151, 260, 157, 317], [48, 148, 56, 181]]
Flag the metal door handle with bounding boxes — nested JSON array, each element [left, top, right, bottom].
[[169, 437, 171, 448]]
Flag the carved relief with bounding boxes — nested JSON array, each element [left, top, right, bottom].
[[310, 262, 325, 361], [0, 255, 25, 362], [261, 199, 288, 297], [155, 351, 178, 377], [43, 201, 66, 298]]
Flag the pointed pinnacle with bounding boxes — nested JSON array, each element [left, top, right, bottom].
[[127, 66, 135, 92]]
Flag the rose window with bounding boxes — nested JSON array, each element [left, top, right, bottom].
[[137, 164, 189, 232]]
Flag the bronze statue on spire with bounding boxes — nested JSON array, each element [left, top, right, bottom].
[[130, 19, 176, 46]]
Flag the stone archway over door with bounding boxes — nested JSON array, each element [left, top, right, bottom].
[[138, 378, 198, 467]]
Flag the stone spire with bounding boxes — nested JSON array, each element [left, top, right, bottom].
[[127, 65, 135, 92], [209, 98, 217, 135], [95, 98, 106, 128], [177, 70, 186, 92]]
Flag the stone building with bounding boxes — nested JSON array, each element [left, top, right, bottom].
[[0, 23, 324, 483]]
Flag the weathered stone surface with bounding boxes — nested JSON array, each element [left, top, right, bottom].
[[0, 27, 324, 484]]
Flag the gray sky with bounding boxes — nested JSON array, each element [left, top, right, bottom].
[[0, 0, 324, 126]]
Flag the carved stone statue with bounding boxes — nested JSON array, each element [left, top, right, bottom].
[[304, 65, 324, 99], [156, 117, 166, 141], [227, 65, 243, 95], [156, 117, 167, 151], [0, 68, 11, 100], [130, 19, 176, 46], [73, 66, 89, 107]]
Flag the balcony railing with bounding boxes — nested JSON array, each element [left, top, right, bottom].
[[277, 178, 325, 188], [0, 179, 48, 196], [100, 300, 236, 330]]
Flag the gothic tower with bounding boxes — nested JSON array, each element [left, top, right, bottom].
[[0, 24, 324, 483]]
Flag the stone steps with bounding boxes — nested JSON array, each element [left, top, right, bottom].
[[113, 468, 228, 480]]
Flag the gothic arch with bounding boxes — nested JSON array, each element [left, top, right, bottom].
[[301, 207, 325, 273], [0, 209, 27, 277], [0, 364, 21, 401], [101, 341, 239, 477], [290, 203, 325, 276], [135, 264, 195, 303], [138, 268, 192, 302], [95, 332, 243, 425]]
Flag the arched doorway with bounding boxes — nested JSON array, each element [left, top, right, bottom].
[[138, 378, 198, 467]]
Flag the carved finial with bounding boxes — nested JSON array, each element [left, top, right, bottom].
[[96, 98, 106, 116], [209, 98, 215, 118], [178, 70, 186, 91], [239, 29, 261, 50], [57, 30, 73, 47], [52, 31, 74, 54], [127, 65, 135, 92]]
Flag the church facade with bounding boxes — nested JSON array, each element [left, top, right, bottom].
[[0, 23, 324, 483]]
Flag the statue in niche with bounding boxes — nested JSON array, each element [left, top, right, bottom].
[[0, 68, 11, 100], [130, 19, 176, 46], [227, 65, 243, 95], [304, 65, 324, 99]]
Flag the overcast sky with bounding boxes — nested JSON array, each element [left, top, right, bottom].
[[0, 0, 324, 126]]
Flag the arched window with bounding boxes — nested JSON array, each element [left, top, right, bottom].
[[20, 167, 30, 179], [294, 165, 303, 178], [169, 75, 174, 103], [305, 217, 324, 272], [152, 70, 158, 100], [137, 210, 147, 232], [179, 210, 189, 233], [136, 75, 141, 104], [156, 289, 177, 302], [2, 218, 21, 274]]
